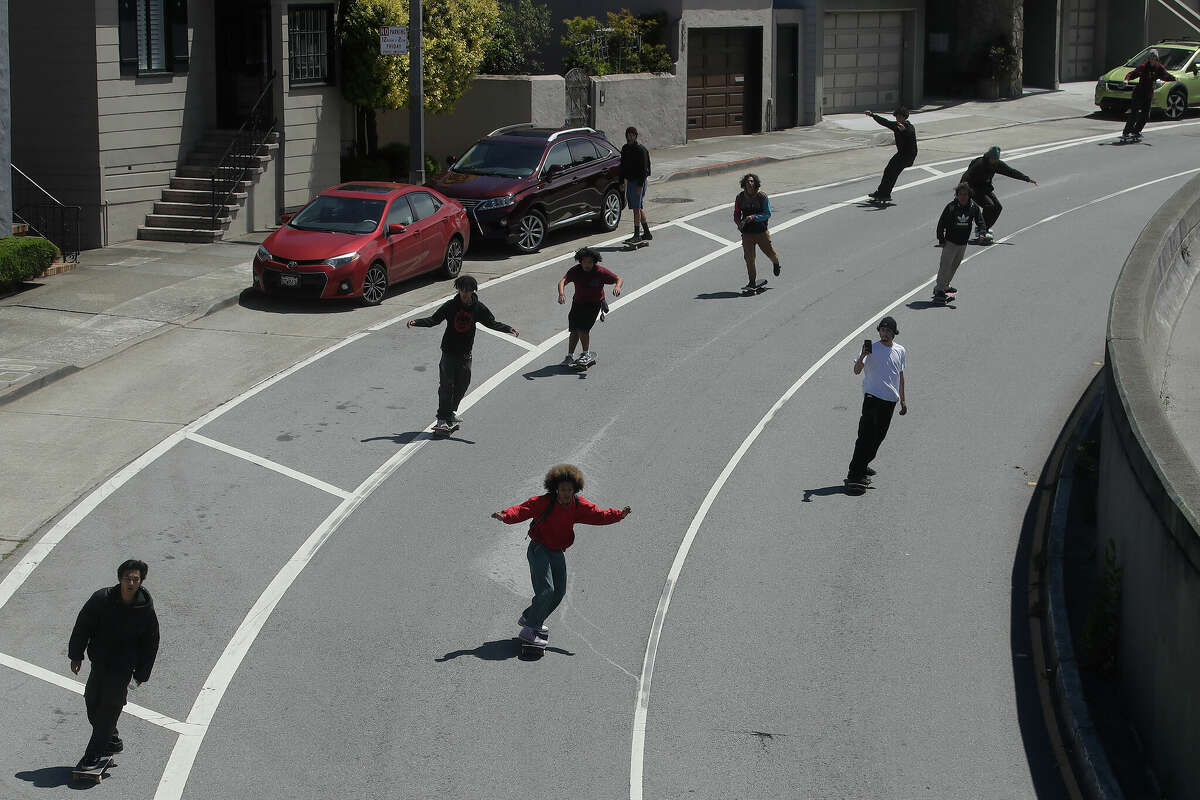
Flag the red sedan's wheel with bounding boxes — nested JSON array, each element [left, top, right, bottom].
[[360, 262, 388, 306], [441, 236, 464, 278]]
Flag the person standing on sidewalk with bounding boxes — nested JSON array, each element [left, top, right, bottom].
[[960, 146, 1037, 235], [933, 183, 988, 301], [733, 173, 782, 289], [845, 316, 907, 488], [620, 126, 652, 243], [491, 464, 632, 646], [557, 247, 622, 367], [865, 107, 917, 202], [407, 274, 519, 435], [1122, 49, 1176, 142], [68, 559, 159, 772]]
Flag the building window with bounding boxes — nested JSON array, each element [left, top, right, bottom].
[[289, 5, 335, 85], [118, 0, 188, 76]]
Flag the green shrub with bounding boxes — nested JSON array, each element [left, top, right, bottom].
[[341, 142, 443, 184], [562, 9, 673, 76], [0, 236, 59, 290], [480, 0, 553, 74]]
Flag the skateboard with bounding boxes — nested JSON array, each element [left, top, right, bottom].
[[623, 239, 649, 251], [72, 755, 116, 784], [741, 278, 768, 296], [843, 479, 869, 496], [972, 234, 994, 246], [1116, 134, 1142, 144], [932, 290, 957, 306], [519, 629, 549, 659], [572, 353, 597, 371], [431, 421, 460, 438], [866, 197, 895, 207]]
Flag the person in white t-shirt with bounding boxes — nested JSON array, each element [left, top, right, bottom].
[[846, 316, 907, 486]]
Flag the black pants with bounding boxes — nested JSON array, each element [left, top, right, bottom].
[[848, 394, 897, 479], [1123, 95, 1151, 136], [437, 351, 472, 421], [875, 153, 914, 198], [83, 667, 129, 758], [973, 188, 1003, 228]]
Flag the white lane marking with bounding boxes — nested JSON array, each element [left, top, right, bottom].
[[476, 324, 538, 351], [675, 222, 737, 246], [627, 164, 1200, 800], [0, 651, 198, 735], [919, 165, 945, 176], [184, 433, 353, 500]]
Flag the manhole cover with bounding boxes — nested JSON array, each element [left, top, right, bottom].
[[653, 197, 692, 204]]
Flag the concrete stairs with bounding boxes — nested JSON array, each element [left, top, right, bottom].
[[138, 129, 279, 243]]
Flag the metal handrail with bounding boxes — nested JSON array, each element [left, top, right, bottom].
[[11, 164, 81, 261], [210, 75, 277, 223], [11, 164, 67, 207]]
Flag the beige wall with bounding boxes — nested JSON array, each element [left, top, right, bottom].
[[377, 75, 566, 165], [592, 73, 685, 149], [275, 0, 342, 211]]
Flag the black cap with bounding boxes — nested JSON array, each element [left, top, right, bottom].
[[878, 316, 899, 334]]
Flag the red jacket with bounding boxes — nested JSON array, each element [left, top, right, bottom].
[[500, 494, 625, 550]]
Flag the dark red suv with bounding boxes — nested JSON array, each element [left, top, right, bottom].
[[427, 125, 624, 253]]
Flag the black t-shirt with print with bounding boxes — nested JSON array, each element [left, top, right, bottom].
[[411, 295, 512, 355]]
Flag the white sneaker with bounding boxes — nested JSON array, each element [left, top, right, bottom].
[[518, 615, 549, 634], [432, 419, 451, 434], [518, 626, 548, 646]]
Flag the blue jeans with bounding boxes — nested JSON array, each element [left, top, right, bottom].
[[521, 540, 567, 629], [625, 180, 646, 210]]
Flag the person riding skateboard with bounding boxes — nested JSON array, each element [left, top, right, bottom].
[[1122, 48, 1177, 142], [557, 247, 622, 367], [733, 173, 782, 288], [866, 106, 917, 202], [960, 146, 1037, 234], [845, 316, 907, 488], [620, 126, 652, 243], [408, 275, 519, 434], [68, 559, 159, 772], [491, 464, 632, 646], [933, 183, 988, 301]]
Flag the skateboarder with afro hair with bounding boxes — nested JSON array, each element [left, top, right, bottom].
[[492, 464, 632, 646]]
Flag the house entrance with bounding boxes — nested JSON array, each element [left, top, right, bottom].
[[215, 0, 272, 128]]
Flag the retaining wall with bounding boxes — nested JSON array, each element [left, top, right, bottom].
[[1100, 173, 1200, 795], [591, 72, 686, 150]]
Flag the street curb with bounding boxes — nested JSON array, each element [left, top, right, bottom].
[[0, 365, 81, 406], [657, 112, 1091, 184], [1042, 374, 1125, 800]]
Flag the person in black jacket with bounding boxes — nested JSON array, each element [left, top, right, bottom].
[[933, 183, 988, 301], [619, 127, 652, 243], [407, 274, 519, 434], [1122, 49, 1177, 141], [866, 107, 917, 202], [959, 146, 1038, 232], [68, 559, 160, 771]]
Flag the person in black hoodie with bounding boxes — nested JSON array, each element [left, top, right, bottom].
[[960, 145, 1037, 233], [933, 183, 988, 301], [68, 559, 159, 771], [1122, 49, 1176, 141], [866, 107, 917, 202], [619, 127, 652, 243], [408, 274, 519, 434]]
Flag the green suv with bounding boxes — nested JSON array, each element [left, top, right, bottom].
[[1095, 41, 1200, 120]]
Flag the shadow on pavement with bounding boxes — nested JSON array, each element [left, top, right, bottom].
[[435, 638, 574, 662], [523, 362, 587, 380], [907, 300, 957, 310], [695, 291, 743, 300], [801, 485, 860, 501], [14, 766, 76, 788]]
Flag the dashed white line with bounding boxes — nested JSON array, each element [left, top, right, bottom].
[[185, 433, 353, 499]]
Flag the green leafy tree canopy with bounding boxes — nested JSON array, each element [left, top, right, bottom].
[[479, 0, 553, 75], [562, 8, 672, 76]]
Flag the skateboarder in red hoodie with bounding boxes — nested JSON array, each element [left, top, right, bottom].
[[492, 464, 631, 646]]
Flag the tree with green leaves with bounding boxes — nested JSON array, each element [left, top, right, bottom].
[[338, 0, 499, 155], [479, 0, 553, 75], [562, 9, 672, 76]]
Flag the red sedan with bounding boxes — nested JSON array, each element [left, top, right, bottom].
[[253, 183, 470, 306]]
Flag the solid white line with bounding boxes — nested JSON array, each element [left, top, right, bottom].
[[476, 324, 537, 351], [627, 164, 1200, 800], [184, 433, 352, 499], [675, 222, 737, 246], [919, 165, 945, 177], [0, 651, 197, 735]]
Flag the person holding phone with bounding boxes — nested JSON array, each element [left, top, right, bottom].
[[846, 316, 907, 489]]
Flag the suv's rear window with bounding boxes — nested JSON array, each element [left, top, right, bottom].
[[1124, 47, 1195, 70], [453, 139, 546, 178]]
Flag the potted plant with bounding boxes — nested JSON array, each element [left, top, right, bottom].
[[979, 43, 1020, 99]]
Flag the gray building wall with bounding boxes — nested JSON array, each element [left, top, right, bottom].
[[0, 0, 10, 233], [593, 72, 685, 148], [11, 0, 102, 248], [96, 0, 217, 245]]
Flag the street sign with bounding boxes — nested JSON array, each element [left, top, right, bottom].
[[380, 26, 408, 55]]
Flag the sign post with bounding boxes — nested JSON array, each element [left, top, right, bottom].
[[408, 0, 424, 186]]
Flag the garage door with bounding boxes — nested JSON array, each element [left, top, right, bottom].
[[822, 11, 904, 114], [1060, 0, 1097, 81], [687, 28, 753, 138]]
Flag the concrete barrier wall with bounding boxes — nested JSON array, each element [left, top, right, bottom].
[[377, 75, 566, 164], [591, 72, 686, 150], [1101, 173, 1200, 794]]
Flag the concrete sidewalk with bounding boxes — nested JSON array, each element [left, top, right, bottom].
[[0, 82, 1100, 407]]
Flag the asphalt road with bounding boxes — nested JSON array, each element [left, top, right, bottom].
[[2, 119, 1198, 799]]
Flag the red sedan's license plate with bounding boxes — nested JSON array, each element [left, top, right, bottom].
[[280, 274, 299, 287]]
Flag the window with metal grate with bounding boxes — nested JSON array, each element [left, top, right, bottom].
[[289, 5, 336, 85]]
